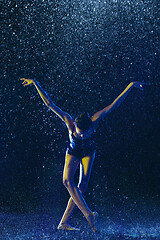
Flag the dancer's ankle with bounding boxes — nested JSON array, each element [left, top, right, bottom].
[[86, 211, 98, 232], [59, 220, 68, 225]]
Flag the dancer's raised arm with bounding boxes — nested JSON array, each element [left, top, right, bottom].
[[20, 78, 73, 129], [91, 81, 145, 125]]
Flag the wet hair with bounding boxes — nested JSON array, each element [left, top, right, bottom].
[[75, 112, 92, 131]]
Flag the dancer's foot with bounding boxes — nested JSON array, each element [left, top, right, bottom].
[[57, 223, 80, 231], [87, 211, 98, 232]]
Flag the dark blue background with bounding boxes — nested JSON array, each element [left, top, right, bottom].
[[1, 0, 160, 214]]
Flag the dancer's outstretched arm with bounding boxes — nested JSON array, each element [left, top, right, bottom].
[[91, 81, 145, 125], [20, 78, 73, 129]]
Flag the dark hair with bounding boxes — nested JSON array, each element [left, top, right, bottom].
[[75, 112, 92, 131]]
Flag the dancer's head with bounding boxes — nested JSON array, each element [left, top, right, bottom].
[[75, 112, 92, 132]]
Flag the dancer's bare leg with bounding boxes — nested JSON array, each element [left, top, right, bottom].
[[57, 197, 78, 230], [58, 152, 97, 231], [58, 197, 76, 225]]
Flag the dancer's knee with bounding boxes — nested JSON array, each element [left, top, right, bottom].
[[63, 178, 74, 189]]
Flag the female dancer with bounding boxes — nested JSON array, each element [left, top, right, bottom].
[[20, 78, 144, 231]]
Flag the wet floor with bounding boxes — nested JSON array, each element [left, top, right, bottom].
[[1, 211, 160, 240]]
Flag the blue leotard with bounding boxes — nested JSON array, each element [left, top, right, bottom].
[[67, 125, 96, 159]]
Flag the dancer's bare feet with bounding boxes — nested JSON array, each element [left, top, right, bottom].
[[86, 211, 98, 232], [57, 223, 80, 231]]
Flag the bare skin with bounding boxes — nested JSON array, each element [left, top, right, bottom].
[[58, 151, 96, 231], [20, 78, 145, 231]]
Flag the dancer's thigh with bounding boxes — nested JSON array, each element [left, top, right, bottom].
[[63, 153, 80, 183]]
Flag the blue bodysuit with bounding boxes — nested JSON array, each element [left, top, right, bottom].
[[67, 125, 96, 159]]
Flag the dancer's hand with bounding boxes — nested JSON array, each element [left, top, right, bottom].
[[132, 81, 145, 90], [20, 78, 35, 87]]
